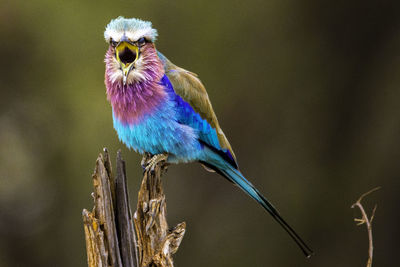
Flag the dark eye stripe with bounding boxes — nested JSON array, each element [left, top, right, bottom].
[[137, 37, 146, 46], [110, 40, 118, 47], [109, 37, 148, 47]]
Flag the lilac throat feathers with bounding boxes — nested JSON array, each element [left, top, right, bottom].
[[104, 45, 165, 124]]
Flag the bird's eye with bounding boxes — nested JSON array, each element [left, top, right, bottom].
[[110, 40, 118, 47], [137, 37, 146, 46]]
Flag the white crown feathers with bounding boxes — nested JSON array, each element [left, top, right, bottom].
[[104, 17, 158, 43]]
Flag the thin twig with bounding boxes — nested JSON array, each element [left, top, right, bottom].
[[351, 187, 380, 267]]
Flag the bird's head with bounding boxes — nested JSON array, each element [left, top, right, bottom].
[[104, 17, 161, 85]]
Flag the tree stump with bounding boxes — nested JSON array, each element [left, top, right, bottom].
[[82, 149, 185, 267], [134, 154, 186, 267]]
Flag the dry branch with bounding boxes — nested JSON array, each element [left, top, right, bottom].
[[351, 187, 380, 267], [134, 154, 186, 267], [82, 149, 185, 267]]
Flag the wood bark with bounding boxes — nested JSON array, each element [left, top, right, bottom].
[[82, 149, 185, 267]]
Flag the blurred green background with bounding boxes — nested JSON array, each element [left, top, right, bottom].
[[1, 0, 399, 266]]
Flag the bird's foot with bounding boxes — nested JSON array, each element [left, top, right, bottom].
[[141, 153, 152, 170], [144, 153, 168, 173]]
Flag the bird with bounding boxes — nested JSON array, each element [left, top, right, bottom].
[[103, 16, 313, 257]]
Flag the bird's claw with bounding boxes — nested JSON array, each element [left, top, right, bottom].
[[140, 152, 153, 173], [144, 153, 168, 173], [141, 153, 151, 170]]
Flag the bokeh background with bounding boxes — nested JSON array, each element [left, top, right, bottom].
[[1, 0, 399, 266]]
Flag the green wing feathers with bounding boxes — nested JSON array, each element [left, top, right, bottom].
[[159, 52, 237, 163]]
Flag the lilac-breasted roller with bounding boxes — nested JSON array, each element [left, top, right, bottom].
[[104, 17, 313, 257]]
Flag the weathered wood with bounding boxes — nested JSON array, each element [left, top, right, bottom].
[[115, 151, 139, 267], [83, 150, 123, 267], [82, 209, 108, 267], [83, 149, 185, 267], [95, 151, 123, 267], [134, 155, 186, 267]]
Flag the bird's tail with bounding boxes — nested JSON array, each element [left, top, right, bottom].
[[201, 148, 314, 258]]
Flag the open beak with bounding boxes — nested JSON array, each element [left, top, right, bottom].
[[115, 42, 139, 85]]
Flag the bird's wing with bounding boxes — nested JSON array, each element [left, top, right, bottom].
[[158, 52, 238, 168]]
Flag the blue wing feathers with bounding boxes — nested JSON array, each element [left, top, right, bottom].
[[160, 75, 237, 168]]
